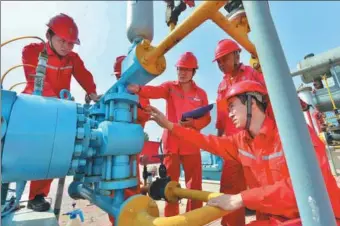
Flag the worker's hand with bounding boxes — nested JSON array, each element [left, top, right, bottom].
[[207, 194, 244, 211], [145, 105, 174, 130], [127, 84, 141, 94], [179, 118, 195, 128], [85, 93, 102, 103]]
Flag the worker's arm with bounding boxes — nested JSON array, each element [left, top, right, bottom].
[[147, 105, 239, 160], [172, 124, 238, 160], [192, 91, 211, 130], [137, 82, 170, 99], [72, 53, 97, 95], [241, 126, 340, 217]]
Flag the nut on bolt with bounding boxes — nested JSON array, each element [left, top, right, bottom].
[[74, 144, 83, 157], [77, 127, 85, 139], [77, 104, 84, 114]]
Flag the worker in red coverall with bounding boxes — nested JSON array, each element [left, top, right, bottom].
[[312, 78, 327, 133], [147, 80, 340, 226], [213, 39, 270, 226], [22, 13, 100, 212], [108, 55, 150, 225], [127, 52, 211, 216]]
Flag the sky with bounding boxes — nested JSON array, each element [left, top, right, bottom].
[[1, 1, 340, 141]]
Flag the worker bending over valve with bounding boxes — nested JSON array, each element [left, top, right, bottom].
[[146, 80, 340, 225], [22, 13, 100, 212], [128, 52, 211, 216], [213, 39, 273, 226], [108, 55, 151, 225]]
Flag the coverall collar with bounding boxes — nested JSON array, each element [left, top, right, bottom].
[[174, 80, 198, 91], [243, 116, 276, 144]]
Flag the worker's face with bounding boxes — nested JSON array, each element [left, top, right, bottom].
[[177, 67, 195, 84], [313, 80, 323, 90], [217, 52, 239, 74], [227, 96, 247, 129], [50, 35, 74, 56]]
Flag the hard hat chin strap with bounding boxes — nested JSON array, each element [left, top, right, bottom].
[[245, 94, 252, 130]]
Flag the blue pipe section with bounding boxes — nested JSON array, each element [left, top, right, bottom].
[[71, 182, 121, 218], [243, 1, 336, 225], [2, 94, 78, 182]]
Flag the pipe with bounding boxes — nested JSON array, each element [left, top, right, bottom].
[[210, 11, 257, 56], [1, 36, 45, 48], [9, 82, 26, 91], [77, 183, 120, 218], [164, 181, 223, 203], [136, 206, 229, 226], [1, 64, 35, 85], [118, 195, 229, 226], [144, 1, 226, 64], [243, 1, 336, 226], [54, 177, 66, 220], [322, 75, 338, 110]]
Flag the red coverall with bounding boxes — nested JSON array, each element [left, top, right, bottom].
[[171, 117, 340, 226], [22, 42, 97, 200], [216, 64, 267, 226], [138, 81, 211, 216], [108, 97, 150, 225], [312, 110, 326, 134]]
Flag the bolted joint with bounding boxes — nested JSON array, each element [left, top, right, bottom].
[[77, 114, 86, 123], [74, 144, 83, 157], [86, 147, 96, 158], [76, 127, 85, 139], [77, 104, 84, 114]]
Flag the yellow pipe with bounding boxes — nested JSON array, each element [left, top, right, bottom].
[[9, 82, 26, 91], [144, 1, 227, 64], [117, 195, 229, 226], [322, 75, 338, 110], [136, 205, 229, 226], [210, 11, 257, 56], [1, 36, 45, 48], [1, 64, 35, 85], [164, 181, 223, 203]]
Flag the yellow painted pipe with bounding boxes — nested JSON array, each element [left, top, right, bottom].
[[1, 64, 35, 85], [144, 1, 227, 64], [1, 36, 45, 48], [210, 11, 257, 56], [136, 205, 229, 226], [118, 195, 229, 226], [164, 181, 223, 203], [322, 75, 338, 110], [9, 82, 26, 91]]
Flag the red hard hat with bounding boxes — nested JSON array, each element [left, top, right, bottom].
[[47, 13, 80, 45], [113, 55, 126, 78], [225, 80, 267, 102], [213, 39, 241, 62], [175, 52, 198, 69]]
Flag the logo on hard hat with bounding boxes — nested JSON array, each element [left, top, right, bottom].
[[69, 27, 73, 35]]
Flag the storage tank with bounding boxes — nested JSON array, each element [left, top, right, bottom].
[[126, 1, 154, 43], [294, 47, 340, 83]]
